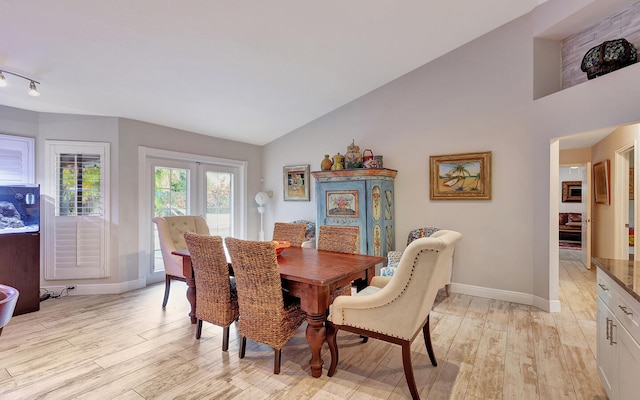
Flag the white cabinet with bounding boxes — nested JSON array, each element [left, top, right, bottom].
[[596, 268, 640, 400]]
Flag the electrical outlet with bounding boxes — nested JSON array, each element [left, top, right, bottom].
[[67, 285, 76, 290]]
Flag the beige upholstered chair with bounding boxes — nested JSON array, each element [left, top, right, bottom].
[[152, 215, 210, 308], [272, 222, 307, 247], [224, 237, 306, 374], [317, 225, 360, 298], [0, 284, 19, 337], [183, 232, 239, 350], [384, 227, 454, 296], [327, 230, 462, 400]]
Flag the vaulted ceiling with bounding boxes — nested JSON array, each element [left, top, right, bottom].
[[1, 1, 548, 145]]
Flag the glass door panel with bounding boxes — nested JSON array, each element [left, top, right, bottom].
[[205, 170, 233, 237]]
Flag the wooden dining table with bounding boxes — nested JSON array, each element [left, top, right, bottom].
[[172, 246, 385, 378]]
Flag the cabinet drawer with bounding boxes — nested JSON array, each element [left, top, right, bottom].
[[613, 287, 640, 342], [596, 269, 616, 308]]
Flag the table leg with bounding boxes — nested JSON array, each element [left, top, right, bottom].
[[186, 276, 197, 324], [305, 312, 326, 378], [180, 255, 197, 324]]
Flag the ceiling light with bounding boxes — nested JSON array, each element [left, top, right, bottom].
[[28, 81, 40, 97], [0, 68, 41, 97]]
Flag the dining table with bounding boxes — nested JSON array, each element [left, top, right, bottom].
[[172, 246, 386, 378]]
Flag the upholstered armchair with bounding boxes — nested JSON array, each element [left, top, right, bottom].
[[0, 284, 19, 336], [327, 230, 462, 400], [382, 227, 455, 296], [152, 215, 210, 308]]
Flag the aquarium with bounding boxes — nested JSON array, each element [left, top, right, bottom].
[[0, 184, 40, 234]]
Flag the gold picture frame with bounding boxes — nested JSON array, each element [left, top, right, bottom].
[[562, 181, 582, 202], [430, 151, 492, 200], [283, 164, 310, 201], [593, 160, 610, 204]]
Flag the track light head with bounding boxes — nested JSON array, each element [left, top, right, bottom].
[[28, 81, 40, 97], [0, 68, 41, 97]]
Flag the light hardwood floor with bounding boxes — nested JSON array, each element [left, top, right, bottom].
[[0, 252, 605, 399]]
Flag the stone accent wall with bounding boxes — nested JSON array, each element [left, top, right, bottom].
[[562, 1, 640, 89]]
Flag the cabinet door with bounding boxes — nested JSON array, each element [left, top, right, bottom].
[[597, 297, 617, 399], [618, 323, 640, 399], [0, 233, 40, 315]]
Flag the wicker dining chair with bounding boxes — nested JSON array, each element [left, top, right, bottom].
[[317, 225, 360, 299], [224, 237, 306, 374], [184, 232, 239, 350], [272, 222, 307, 247]]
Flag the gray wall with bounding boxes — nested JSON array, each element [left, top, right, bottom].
[[0, 107, 263, 288], [261, 0, 640, 310]]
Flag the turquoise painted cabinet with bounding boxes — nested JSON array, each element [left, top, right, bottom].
[[311, 169, 397, 257]]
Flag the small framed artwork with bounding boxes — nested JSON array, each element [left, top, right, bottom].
[[283, 164, 310, 201], [562, 181, 582, 202], [430, 151, 492, 200], [593, 160, 610, 205], [326, 190, 359, 218]]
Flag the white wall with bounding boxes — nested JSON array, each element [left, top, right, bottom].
[[262, 0, 640, 310]]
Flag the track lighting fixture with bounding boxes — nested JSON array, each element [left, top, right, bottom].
[[0, 69, 41, 96]]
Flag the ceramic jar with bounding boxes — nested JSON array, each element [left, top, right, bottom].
[[320, 154, 333, 170], [331, 153, 344, 170], [344, 140, 363, 169]]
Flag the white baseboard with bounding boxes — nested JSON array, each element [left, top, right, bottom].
[[42, 278, 146, 296], [449, 282, 561, 312]]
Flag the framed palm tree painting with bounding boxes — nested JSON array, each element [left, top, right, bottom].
[[430, 151, 492, 200]]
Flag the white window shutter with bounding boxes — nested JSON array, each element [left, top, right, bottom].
[[0, 134, 35, 184], [44, 140, 110, 279]]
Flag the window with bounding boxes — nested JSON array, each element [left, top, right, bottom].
[[58, 154, 103, 216], [44, 140, 110, 280], [0, 133, 34, 184]]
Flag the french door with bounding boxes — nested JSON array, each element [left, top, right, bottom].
[[141, 147, 245, 284]]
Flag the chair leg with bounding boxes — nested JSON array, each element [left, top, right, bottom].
[[222, 326, 230, 352], [326, 321, 339, 377], [423, 315, 437, 367], [195, 319, 203, 339], [445, 284, 450, 297], [162, 275, 171, 308], [401, 342, 420, 400], [239, 336, 246, 359], [273, 349, 282, 374]]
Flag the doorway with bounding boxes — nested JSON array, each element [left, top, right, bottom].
[[559, 164, 590, 268], [614, 145, 636, 260]]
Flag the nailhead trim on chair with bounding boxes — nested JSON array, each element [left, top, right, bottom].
[[338, 248, 439, 339]]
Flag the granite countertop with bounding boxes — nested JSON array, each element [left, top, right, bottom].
[[592, 257, 640, 303]]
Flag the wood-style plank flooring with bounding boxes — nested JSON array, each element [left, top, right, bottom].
[[0, 251, 605, 399]]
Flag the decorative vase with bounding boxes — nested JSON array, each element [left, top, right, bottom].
[[331, 153, 344, 170], [344, 139, 363, 168], [320, 154, 333, 170]]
